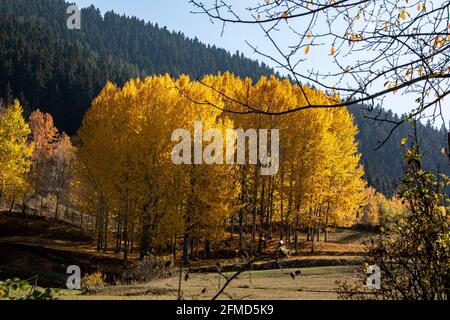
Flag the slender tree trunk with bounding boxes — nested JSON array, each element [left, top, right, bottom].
[[251, 208, 257, 243], [183, 164, 196, 265], [230, 215, 235, 240], [287, 223, 291, 243], [189, 237, 195, 260], [317, 207, 321, 242], [55, 194, 59, 219], [204, 239, 210, 259], [182, 231, 190, 265], [115, 216, 120, 253], [123, 209, 129, 268], [104, 209, 109, 252], [252, 166, 259, 242], [280, 171, 284, 241], [96, 197, 102, 251], [8, 196, 15, 213], [293, 215, 299, 256], [267, 176, 274, 240], [325, 206, 329, 243], [172, 235, 177, 261], [239, 210, 244, 254], [140, 223, 149, 260], [21, 194, 27, 215], [287, 175, 293, 243], [260, 178, 266, 248]]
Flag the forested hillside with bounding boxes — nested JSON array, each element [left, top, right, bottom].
[[0, 0, 449, 197], [349, 106, 449, 196]]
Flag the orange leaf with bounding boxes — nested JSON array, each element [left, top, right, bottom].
[[304, 45, 310, 55]]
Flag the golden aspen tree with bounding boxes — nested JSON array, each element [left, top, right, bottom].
[[0, 100, 33, 208], [169, 75, 239, 263], [321, 108, 365, 240], [75, 72, 366, 264]]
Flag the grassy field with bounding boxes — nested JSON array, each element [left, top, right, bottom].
[[0, 212, 368, 300], [58, 265, 358, 300]]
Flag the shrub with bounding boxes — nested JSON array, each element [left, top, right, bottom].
[[81, 272, 106, 293], [0, 277, 54, 300], [121, 258, 174, 284]]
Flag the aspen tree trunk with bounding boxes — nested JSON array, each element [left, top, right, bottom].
[[55, 193, 59, 219], [119, 219, 123, 252], [140, 222, 149, 260], [172, 235, 177, 261], [104, 209, 109, 252], [21, 194, 27, 215], [64, 204, 69, 221], [189, 238, 195, 260], [182, 164, 195, 265], [251, 165, 259, 243], [90, 217, 93, 238], [325, 204, 330, 243], [293, 215, 300, 256], [251, 207, 257, 243], [115, 217, 121, 253], [130, 222, 135, 254], [238, 209, 244, 254], [259, 178, 266, 248], [96, 223, 102, 252], [311, 225, 315, 253], [92, 216, 95, 237], [8, 196, 15, 213], [287, 223, 291, 243], [317, 207, 321, 242], [268, 176, 274, 240], [204, 239, 210, 259], [123, 204, 129, 268], [182, 216, 191, 264], [287, 175, 293, 243], [317, 215, 320, 242], [280, 170, 284, 240], [195, 240, 200, 259], [96, 196, 102, 251], [238, 171, 246, 254], [230, 215, 235, 239], [140, 203, 150, 260], [307, 207, 312, 241]]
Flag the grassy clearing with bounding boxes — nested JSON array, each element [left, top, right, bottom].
[[59, 265, 358, 300], [0, 213, 367, 300]]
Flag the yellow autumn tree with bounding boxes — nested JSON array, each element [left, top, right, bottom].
[[76, 72, 367, 264], [0, 100, 33, 207]]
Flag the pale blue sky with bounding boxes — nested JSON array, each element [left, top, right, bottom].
[[71, 0, 448, 126]]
